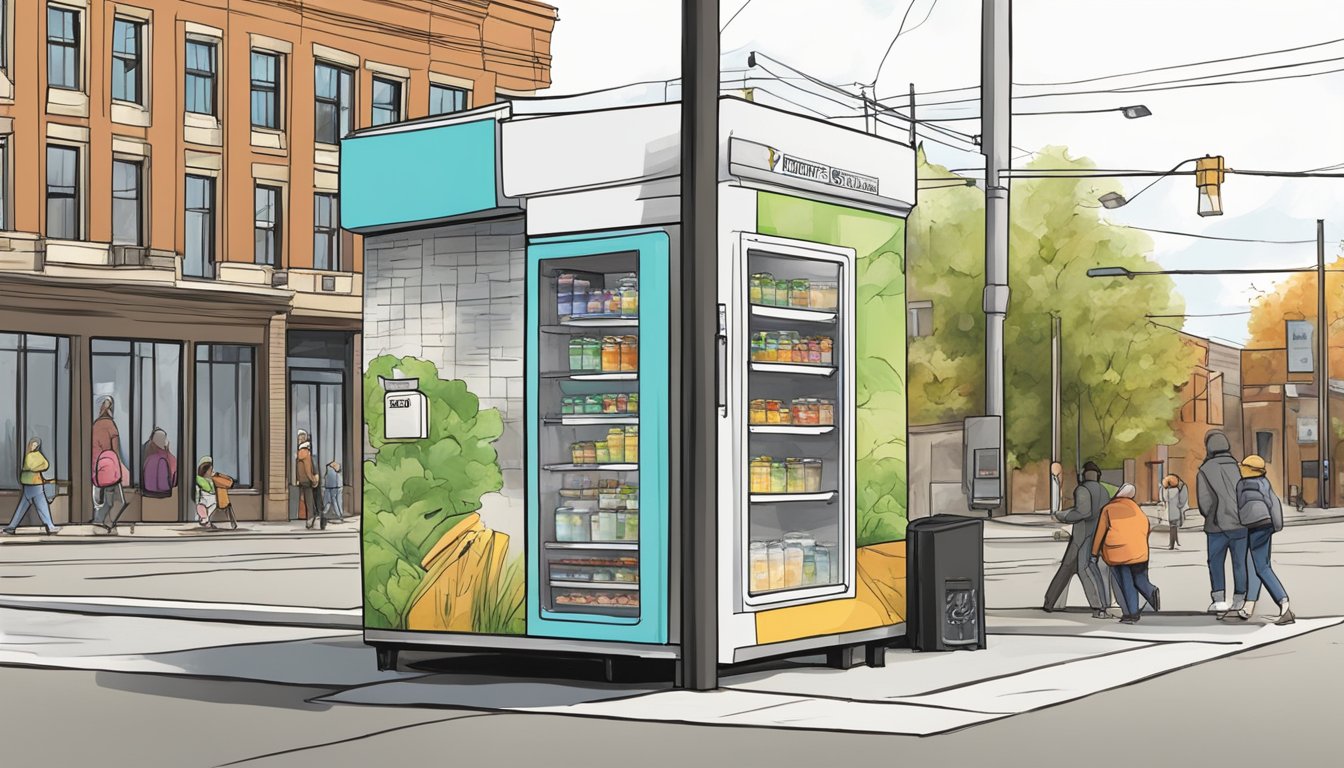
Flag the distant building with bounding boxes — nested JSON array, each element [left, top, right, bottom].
[[0, 1, 556, 524], [1241, 344, 1342, 507]]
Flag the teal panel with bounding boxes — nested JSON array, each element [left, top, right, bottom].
[[340, 119, 497, 231], [526, 230, 671, 645]]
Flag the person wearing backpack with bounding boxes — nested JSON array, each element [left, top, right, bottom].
[[91, 396, 130, 533], [1, 437, 61, 535], [1043, 463, 1109, 616], [140, 427, 178, 499], [1228, 455, 1295, 625]]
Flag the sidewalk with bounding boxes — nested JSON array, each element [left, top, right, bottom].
[[985, 505, 1344, 541], [0, 519, 357, 544]]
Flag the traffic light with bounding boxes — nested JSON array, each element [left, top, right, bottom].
[[1196, 155, 1225, 217]]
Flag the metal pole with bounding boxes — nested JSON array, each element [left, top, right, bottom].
[[983, 0, 1012, 502], [1318, 219, 1330, 508], [908, 83, 917, 147], [678, 0, 719, 690], [1051, 315, 1061, 463]]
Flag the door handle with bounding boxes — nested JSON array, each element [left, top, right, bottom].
[[716, 304, 728, 417]]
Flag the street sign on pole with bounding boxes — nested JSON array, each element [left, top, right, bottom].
[[1287, 320, 1314, 374]]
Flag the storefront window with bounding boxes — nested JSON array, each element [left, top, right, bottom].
[[195, 345, 255, 487], [91, 339, 181, 487], [0, 333, 71, 489]]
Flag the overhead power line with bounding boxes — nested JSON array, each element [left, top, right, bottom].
[[1014, 34, 1344, 87], [1111, 225, 1317, 245]]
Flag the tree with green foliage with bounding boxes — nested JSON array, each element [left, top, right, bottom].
[[362, 355, 506, 629], [909, 146, 1200, 469]]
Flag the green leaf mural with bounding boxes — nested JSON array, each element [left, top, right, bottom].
[[758, 192, 909, 545], [362, 355, 505, 629]]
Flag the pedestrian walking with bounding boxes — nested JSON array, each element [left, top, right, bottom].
[[1227, 455, 1295, 625], [295, 431, 324, 530], [140, 427, 178, 499], [1092, 483, 1161, 624], [1197, 430, 1250, 616], [322, 460, 345, 522], [1081, 461, 1122, 609], [1043, 462, 1110, 617], [1161, 474, 1190, 550], [1, 438, 61, 535], [91, 396, 130, 533]]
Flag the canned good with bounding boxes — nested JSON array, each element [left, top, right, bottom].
[[752, 273, 776, 306], [749, 399, 767, 425], [624, 425, 639, 462], [818, 399, 835, 425], [820, 337, 833, 365], [595, 441, 611, 464], [570, 443, 585, 465], [607, 428, 625, 462], [786, 458, 806, 493], [561, 396, 575, 415], [790, 279, 811, 308], [582, 338, 602, 371], [568, 338, 585, 371], [750, 542, 770, 593], [617, 393, 629, 413], [584, 395, 603, 414], [620, 336, 639, 371], [770, 460, 788, 494], [765, 400, 782, 425], [750, 457, 771, 494], [628, 393, 639, 413], [803, 459, 823, 493], [810, 281, 838, 310]]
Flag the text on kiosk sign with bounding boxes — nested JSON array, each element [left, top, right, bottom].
[[772, 152, 880, 196]]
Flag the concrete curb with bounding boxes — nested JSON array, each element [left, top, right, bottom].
[[0, 594, 362, 630]]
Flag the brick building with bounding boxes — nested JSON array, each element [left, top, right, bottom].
[[0, 1, 555, 524]]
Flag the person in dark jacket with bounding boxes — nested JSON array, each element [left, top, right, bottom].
[[1228, 455, 1295, 625], [1197, 430, 1249, 615], [1043, 464, 1109, 617]]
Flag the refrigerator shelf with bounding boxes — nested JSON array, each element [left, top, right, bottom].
[[542, 371, 640, 381], [544, 541, 641, 551], [749, 491, 838, 504], [748, 425, 836, 436], [750, 362, 837, 377], [750, 304, 837, 324], [549, 580, 640, 591], [550, 317, 641, 328], [543, 463, 640, 472], [544, 415, 640, 426]]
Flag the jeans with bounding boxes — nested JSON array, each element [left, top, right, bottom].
[[4, 485, 56, 531], [1207, 530, 1250, 596], [1113, 562, 1159, 617], [92, 484, 126, 527], [1044, 539, 1106, 610], [322, 488, 344, 519], [1246, 526, 1289, 604]]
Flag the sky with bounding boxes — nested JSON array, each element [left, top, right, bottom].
[[542, 0, 1344, 347]]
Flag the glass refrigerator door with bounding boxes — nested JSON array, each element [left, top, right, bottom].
[[525, 231, 669, 645], [739, 235, 856, 609]]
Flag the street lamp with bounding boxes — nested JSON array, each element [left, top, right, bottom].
[[1098, 192, 1128, 209], [1120, 105, 1152, 119], [1086, 266, 1134, 279]]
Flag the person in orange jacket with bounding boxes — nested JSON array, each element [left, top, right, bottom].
[[1092, 483, 1161, 624]]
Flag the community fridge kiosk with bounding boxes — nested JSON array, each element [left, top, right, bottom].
[[341, 96, 915, 677]]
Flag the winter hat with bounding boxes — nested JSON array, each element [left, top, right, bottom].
[[197, 456, 214, 473], [1115, 483, 1137, 499], [1240, 455, 1268, 478]]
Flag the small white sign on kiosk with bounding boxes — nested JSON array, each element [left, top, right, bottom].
[[382, 376, 428, 440]]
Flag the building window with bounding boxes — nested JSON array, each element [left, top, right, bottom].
[[254, 184, 281, 266], [313, 193, 340, 271], [371, 76, 402, 126], [47, 6, 80, 91], [907, 301, 933, 338], [185, 39, 217, 116], [45, 145, 80, 240], [250, 51, 280, 129], [91, 339, 181, 489], [1208, 373, 1225, 426], [111, 18, 143, 104], [429, 84, 468, 116], [0, 136, 8, 231], [195, 345, 255, 487], [1256, 431, 1274, 463], [1, 0, 8, 75], [111, 159, 143, 246], [184, 175, 215, 279], [314, 63, 354, 145], [0, 333, 71, 490]]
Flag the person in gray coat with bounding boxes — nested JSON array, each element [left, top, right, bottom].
[[1197, 430, 1250, 615], [1043, 464, 1110, 617]]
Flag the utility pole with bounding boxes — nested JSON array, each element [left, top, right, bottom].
[[1051, 314, 1061, 507], [678, 0, 718, 690], [1318, 218, 1330, 509], [983, 0, 1011, 505]]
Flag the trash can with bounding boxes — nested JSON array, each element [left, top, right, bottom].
[[906, 515, 986, 651]]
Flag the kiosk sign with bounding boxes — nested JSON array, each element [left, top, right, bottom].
[[771, 151, 880, 196], [1287, 320, 1314, 374]]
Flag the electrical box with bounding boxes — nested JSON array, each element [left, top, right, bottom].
[[963, 416, 1003, 511], [382, 377, 428, 440]]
